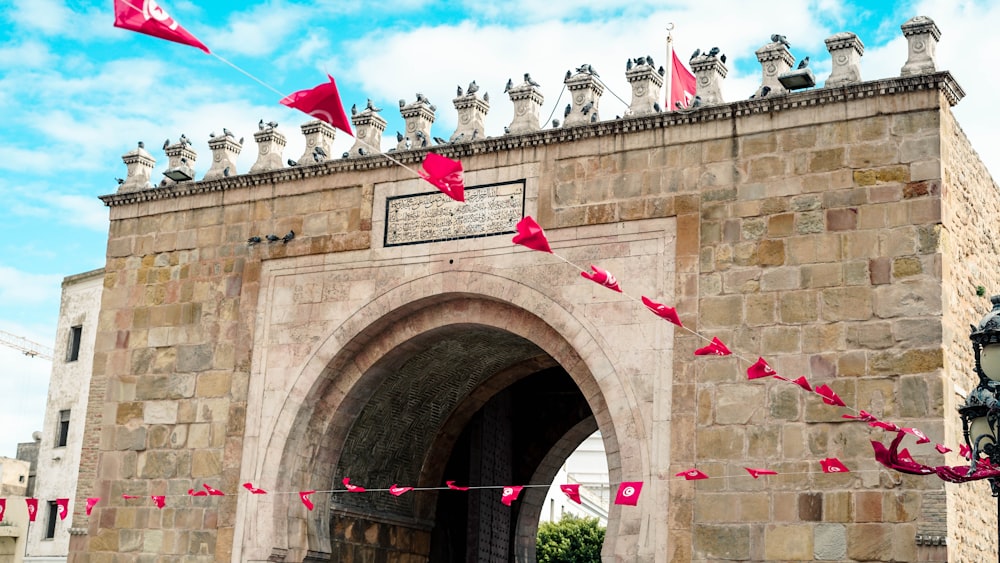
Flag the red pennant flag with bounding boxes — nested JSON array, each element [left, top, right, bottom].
[[819, 458, 850, 473], [675, 468, 709, 480], [581, 264, 622, 292], [242, 482, 267, 494], [0, 498, 5, 522], [815, 384, 846, 407], [903, 427, 931, 444], [500, 486, 523, 506], [560, 484, 581, 504], [869, 420, 900, 432], [614, 481, 643, 505], [202, 484, 225, 496], [418, 153, 465, 202], [694, 337, 731, 356], [389, 484, 413, 496], [187, 489, 208, 497], [747, 357, 777, 379], [113, 0, 210, 54], [151, 495, 165, 509], [842, 410, 876, 422], [56, 498, 69, 520], [512, 216, 552, 253], [86, 497, 100, 516], [640, 296, 682, 327], [342, 477, 366, 492], [792, 376, 812, 392], [446, 480, 470, 491], [299, 490, 315, 511], [960, 443, 971, 459], [122, 494, 140, 500], [936, 444, 952, 454], [669, 49, 697, 110], [744, 467, 778, 479], [280, 75, 353, 136], [25, 498, 38, 521]]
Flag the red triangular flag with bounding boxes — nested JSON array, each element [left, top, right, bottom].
[[902, 427, 931, 444], [389, 484, 413, 496], [960, 443, 971, 459], [0, 499, 5, 522], [870, 420, 899, 432], [113, 0, 210, 54], [675, 468, 709, 480], [187, 489, 208, 497], [25, 498, 38, 521], [512, 216, 552, 253], [815, 384, 846, 407], [819, 458, 850, 473], [242, 482, 267, 494], [203, 484, 224, 496], [935, 444, 952, 454], [151, 495, 165, 509], [122, 494, 140, 500], [446, 480, 470, 491], [280, 75, 354, 136], [669, 50, 697, 110], [744, 467, 778, 479], [694, 337, 731, 356], [500, 485, 523, 506], [560, 484, 581, 504], [56, 498, 69, 520], [792, 376, 812, 392], [842, 410, 876, 422], [614, 481, 643, 505], [581, 264, 622, 292], [299, 490, 315, 511], [86, 497, 100, 516], [640, 296, 682, 326], [418, 153, 465, 202], [343, 477, 366, 492], [747, 357, 777, 379]]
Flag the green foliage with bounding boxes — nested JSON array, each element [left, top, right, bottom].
[[536, 514, 605, 563]]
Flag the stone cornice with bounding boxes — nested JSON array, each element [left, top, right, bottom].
[[100, 71, 966, 208]]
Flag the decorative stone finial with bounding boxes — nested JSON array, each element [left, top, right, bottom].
[[397, 95, 436, 151], [348, 108, 386, 157], [689, 53, 727, 105], [754, 39, 795, 97], [161, 136, 196, 185], [506, 74, 544, 135], [824, 32, 865, 87], [250, 125, 286, 173], [563, 65, 604, 127], [299, 120, 338, 162], [203, 133, 241, 181], [118, 142, 155, 193], [900, 16, 941, 76], [450, 82, 489, 143], [625, 57, 664, 115]]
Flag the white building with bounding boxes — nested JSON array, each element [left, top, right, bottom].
[[540, 431, 610, 525], [24, 269, 103, 563]]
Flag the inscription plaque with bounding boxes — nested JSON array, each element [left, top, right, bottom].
[[384, 180, 525, 246]]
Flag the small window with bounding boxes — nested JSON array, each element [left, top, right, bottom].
[[57, 410, 70, 448], [45, 501, 57, 539], [66, 325, 82, 362], [18, 475, 24, 483]]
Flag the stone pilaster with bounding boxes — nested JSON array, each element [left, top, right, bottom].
[[450, 93, 489, 143], [824, 32, 865, 87], [250, 128, 286, 173], [689, 55, 727, 105], [300, 120, 337, 163], [203, 135, 242, 181], [506, 82, 544, 135], [900, 16, 941, 76], [754, 41, 795, 97], [563, 69, 604, 127], [161, 141, 196, 185], [118, 143, 155, 193], [348, 110, 387, 157], [625, 62, 664, 115], [397, 98, 435, 151]]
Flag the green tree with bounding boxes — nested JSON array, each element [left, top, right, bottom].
[[536, 514, 605, 563]]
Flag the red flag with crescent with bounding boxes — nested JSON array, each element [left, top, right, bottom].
[[25, 498, 38, 521], [418, 153, 465, 202], [56, 498, 69, 520], [843, 410, 876, 422], [744, 467, 778, 479], [113, 0, 210, 53], [343, 477, 366, 492], [187, 489, 208, 496], [614, 481, 643, 505], [815, 384, 846, 407], [202, 484, 225, 496], [0, 499, 5, 521], [446, 480, 470, 491], [694, 337, 731, 356], [641, 296, 682, 326], [389, 484, 413, 496], [500, 486, 523, 506], [151, 495, 166, 509], [675, 468, 709, 480], [512, 216, 553, 253], [935, 444, 952, 454], [581, 264, 622, 292], [86, 497, 100, 516], [559, 484, 581, 504], [746, 357, 777, 380], [819, 458, 850, 473], [903, 427, 931, 444], [792, 376, 812, 392], [280, 75, 354, 136], [299, 490, 315, 511], [243, 482, 267, 494]]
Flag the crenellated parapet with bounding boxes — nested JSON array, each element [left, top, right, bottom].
[[625, 58, 664, 115], [161, 137, 196, 185], [300, 120, 338, 163], [689, 53, 727, 105], [900, 16, 941, 76], [824, 32, 865, 87], [450, 83, 489, 143], [118, 142, 155, 193], [203, 133, 242, 180], [398, 95, 436, 151], [250, 125, 286, 173], [563, 65, 603, 127], [754, 39, 795, 97], [506, 75, 544, 134]]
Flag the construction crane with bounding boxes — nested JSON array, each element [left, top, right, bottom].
[[0, 329, 54, 361]]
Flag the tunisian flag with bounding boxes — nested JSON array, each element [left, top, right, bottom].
[[669, 50, 696, 110], [113, 0, 210, 54], [280, 75, 354, 136]]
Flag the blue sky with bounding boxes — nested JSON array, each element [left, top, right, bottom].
[[0, 0, 997, 457]]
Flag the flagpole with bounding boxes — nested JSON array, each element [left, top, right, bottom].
[[665, 23, 674, 111]]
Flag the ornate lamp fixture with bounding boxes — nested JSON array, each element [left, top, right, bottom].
[[960, 295, 1000, 491]]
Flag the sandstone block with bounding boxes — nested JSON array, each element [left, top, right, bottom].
[[765, 524, 814, 560], [694, 525, 749, 560], [822, 287, 873, 321], [779, 290, 819, 324], [815, 524, 847, 560], [847, 523, 893, 561]]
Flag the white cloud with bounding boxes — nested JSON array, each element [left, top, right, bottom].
[[8, 0, 115, 41], [0, 267, 63, 306], [204, 1, 310, 57]]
